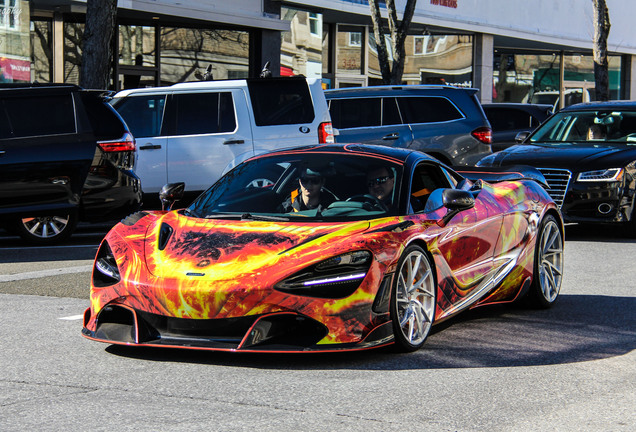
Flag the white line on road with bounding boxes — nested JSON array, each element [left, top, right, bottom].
[[0, 265, 93, 282], [59, 314, 84, 321]]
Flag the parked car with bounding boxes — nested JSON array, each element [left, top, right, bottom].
[[82, 143, 563, 353], [0, 84, 141, 244], [482, 102, 552, 151], [325, 85, 492, 166], [110, 77, 333, 205], [477, 101, 636, 235]]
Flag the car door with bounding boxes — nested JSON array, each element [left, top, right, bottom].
[[0, 90, 95, 215], [329, 97, 412, 147], [413, 165, 502, 308], [165, 89, 253, 192], [112, 93, 168, 194]]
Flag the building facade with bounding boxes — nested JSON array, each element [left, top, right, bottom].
[[5, 0, 636, 103]]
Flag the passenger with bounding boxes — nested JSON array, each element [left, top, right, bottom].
[[280, 167, 334, 212], [587, 124, 607, 140], [366, 166, 395, 208]]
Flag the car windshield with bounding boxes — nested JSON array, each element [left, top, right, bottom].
[[529, 110, 636, 145], [187, 153, 403, 221]]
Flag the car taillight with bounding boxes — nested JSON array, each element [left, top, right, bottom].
[[318, 122, 334, 143], [98, 132, 136, 152], [471, 127, 492, 144]]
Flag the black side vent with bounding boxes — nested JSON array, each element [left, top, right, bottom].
[[158, 223, 174, 251]]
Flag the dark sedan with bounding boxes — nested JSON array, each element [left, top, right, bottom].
[[477, 101, 636, 235]]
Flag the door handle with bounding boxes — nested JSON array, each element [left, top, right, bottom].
[[382, 133, 400, 140], [139, 144, 162, 150], [223, 139, 245, 145]]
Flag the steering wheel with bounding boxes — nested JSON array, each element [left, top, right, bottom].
[[346, 194, 389, 212]]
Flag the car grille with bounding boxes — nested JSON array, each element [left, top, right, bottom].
[[537, 168, 572, 208]]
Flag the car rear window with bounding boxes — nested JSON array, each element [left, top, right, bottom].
[[0, 94, 75, 138], [397, 96, 463, 124], [247, 78, 315, 126], [485, 107, 534, 131]]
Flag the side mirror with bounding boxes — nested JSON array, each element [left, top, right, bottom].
[[159, 182, 185, 211], [438, 189, 475, 227], [515, 131, 530, 143]]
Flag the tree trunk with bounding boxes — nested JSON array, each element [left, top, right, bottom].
[[80, 0, 118, 89], [368, 0, 417, 85], [593, 0, 611, 101]]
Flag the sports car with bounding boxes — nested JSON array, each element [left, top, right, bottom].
[[82, 144, 564, 353]]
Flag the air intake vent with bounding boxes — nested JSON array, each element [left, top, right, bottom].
[[537, 168, 572, 208]]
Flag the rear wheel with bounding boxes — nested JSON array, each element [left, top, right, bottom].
[[390, 245, 436, 352], [14, 213, 78, 245], [526, 215, 564, 308]]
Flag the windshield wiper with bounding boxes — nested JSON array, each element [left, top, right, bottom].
[[241, 213, 290, 222]]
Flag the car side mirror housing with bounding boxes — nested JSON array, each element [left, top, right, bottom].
[[438, 189, 475, 226], [515, 131, 530, 143], [159, 182, 185, 211]]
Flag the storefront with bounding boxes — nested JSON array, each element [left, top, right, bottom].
[[7, 1, 636, 103]]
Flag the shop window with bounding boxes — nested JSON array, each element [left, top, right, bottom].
[[281, 7, 325, 78], [160, 27, 248, 84], [30, 19, 52, 83], [63, 22, 84, 85], [337, 26, 364, 74], [119, 25, 156, 68]]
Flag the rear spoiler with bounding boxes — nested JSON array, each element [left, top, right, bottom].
[[456, 166, 548, 189]]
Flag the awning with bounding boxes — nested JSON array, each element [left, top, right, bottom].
[[0, 57, 31, 82]]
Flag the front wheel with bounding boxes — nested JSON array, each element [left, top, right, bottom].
[[390, 245, 437, 352], [14, 213, 78, 245], [526, 215, 564, 308]]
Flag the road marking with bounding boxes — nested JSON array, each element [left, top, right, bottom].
[[0, 265, 93, 282], [59, 314, 84, 321]]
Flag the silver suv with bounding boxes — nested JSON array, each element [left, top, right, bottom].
[[325, 85, 492, 166]]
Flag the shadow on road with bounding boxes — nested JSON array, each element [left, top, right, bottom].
[[105, 293, 635, 370], [565, 223, 635, 243]]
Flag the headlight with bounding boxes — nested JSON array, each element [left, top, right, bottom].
[[93, 241, 121, 287], [274, 251, 372, 299], [577, 168, 623, 182]]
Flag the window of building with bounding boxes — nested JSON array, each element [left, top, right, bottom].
[[349, 32, 362, 47], [0, 0, 18, 30], [309, 12, 320, 37]]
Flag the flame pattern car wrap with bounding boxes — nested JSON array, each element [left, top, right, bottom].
[[83, 144, 563, 353]]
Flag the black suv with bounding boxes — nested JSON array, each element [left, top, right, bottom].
[[0, 84, 141, 244], [325, 85, 492, 166]]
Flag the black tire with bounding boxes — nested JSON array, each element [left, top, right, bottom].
[[390, 245, 437, 352], [525, 214, 564, 308], [13, 213, 78, 245]]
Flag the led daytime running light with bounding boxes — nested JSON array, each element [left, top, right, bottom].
[[303, 272, 366, 286], [577, 168, 623, 182]]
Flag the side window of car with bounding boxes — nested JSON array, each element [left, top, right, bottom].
[[114, 95, 166, 138], [329, 97, 382, 129], [398, 96, 463, 124], [1, 94, 75, 138], [382, 97, 402, 126], [171, 92, 236, 136], [410, 163, 451, 213]]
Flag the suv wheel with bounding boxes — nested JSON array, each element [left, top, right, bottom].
[[14, 213, 78, 245]]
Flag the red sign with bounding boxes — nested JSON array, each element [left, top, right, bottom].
[[0, 57, 31, 82], [430, 0, 458, 8]]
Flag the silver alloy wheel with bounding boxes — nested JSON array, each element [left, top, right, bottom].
[[395, 249, 436, 346], [21, 215, 71, 239], [537, 219, 564, 303]]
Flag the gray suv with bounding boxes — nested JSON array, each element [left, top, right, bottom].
[[325, 85, 492, 166]]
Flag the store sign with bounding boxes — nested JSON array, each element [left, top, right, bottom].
[[0, 57, 30, 82], [430, 0, 458, 8]]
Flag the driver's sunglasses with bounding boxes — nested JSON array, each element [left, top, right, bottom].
[[300, 176, 322, 186], [367, 175, 393, 187]]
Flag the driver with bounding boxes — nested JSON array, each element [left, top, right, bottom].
[[366, 166, 395, 208], [280, 167, 335, 212]]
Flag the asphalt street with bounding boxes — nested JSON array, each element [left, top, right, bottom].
[[0, 223, 634, 431]]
